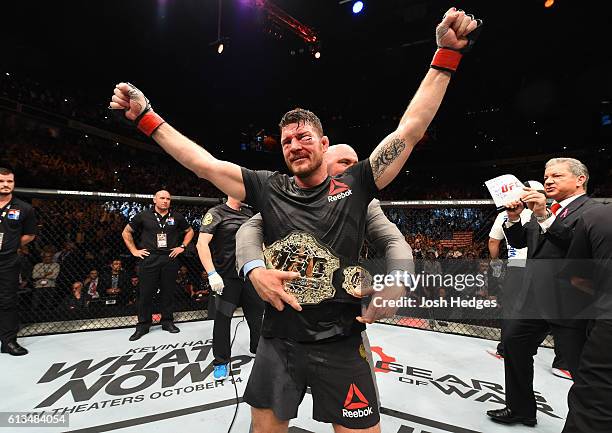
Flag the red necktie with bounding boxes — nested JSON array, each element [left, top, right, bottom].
[[550, 202, 562, 215]]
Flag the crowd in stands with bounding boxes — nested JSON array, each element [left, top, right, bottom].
[[14, 192, 498, 324], [2, 71, 608, 326], [6, 71, 608, 201], [1, 112, 223, 197], [15, 198, 211, 323], [0, 72, 139, 139], [1, 109, 491, 200]]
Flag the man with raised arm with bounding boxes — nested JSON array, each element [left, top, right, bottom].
[[234, 143, 415, 409], [110, 8, 480, 432]]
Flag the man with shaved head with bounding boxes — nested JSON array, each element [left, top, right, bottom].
[[324, 144, 358, 176], [122, 190, 194, 341]]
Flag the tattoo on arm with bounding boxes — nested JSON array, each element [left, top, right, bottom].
[[371, 135, 407, 181]]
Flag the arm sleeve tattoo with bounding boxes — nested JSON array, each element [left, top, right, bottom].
[[370, 134, 407, 181]]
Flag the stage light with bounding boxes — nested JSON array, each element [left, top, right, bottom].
[[217, 42, 224, 54], [352, 1, 364, 14], [314, 51, 321, 59], [544, 0, 554, 7]]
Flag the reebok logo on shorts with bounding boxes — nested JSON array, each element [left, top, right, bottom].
[[342, 383, 373, 418], [328, 179, 352, 202]]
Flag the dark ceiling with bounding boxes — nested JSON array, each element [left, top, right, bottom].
[[2, 1, 611, 169]]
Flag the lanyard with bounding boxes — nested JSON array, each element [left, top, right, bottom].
[[0, 203, 11, 225], [154, 211, 171, 232]]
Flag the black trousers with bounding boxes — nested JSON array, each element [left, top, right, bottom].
[[504, 318, 587, 417], [211, 276, 264, 366], [136, 254, 179, 329], [497, 267, 526, 355], [563, 320, 612, 433], [0, 254, 20, 344], [497, 268, 569, 370]]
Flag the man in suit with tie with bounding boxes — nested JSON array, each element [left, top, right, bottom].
[[486, 158, 602, 426], [560, 204, 612, 433]]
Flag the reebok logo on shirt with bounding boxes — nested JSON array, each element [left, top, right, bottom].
[[328, 179, 352, 202]]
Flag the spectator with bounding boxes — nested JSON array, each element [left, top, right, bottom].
[[32, 252, 60, 290], [192, 271, 211, 303], [55, 241, 81, 292], [65, 281, 89, 311], [176, 265, 193, 295], [100, 259, 129, 304], [53, 241, 76, 263], [127, 275, 139, 306], [83, 269, 100, 299], [31, 251, 61, 312]]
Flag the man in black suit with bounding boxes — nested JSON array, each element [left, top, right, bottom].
[[561, 204, 612, 433], [486, 158, 602, 426], [100, 258, 130, 305]]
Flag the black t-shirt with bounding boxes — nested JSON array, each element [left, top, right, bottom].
[[563, 205, 612, 317], [199, 204, 254, 278], [0, 197, 37, 258], [128, 209, 189, 254], [241, 159, 378, 341]]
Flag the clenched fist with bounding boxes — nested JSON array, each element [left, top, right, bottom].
[[109, 82, 165, 136], [109, 82, 151, 121], [436, 7, 481, 52]]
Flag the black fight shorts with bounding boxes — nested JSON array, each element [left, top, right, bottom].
[[243, 334, 380, 429]]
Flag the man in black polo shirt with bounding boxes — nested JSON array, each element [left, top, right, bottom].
[[122, 190, 194, 341], [110, 8, 480, 431], [0, 167, 37, 356], [196, 196, 263, 381]]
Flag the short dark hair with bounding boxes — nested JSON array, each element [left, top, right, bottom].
[[0, 167, 14, 176], [279, 108, 324, 137]]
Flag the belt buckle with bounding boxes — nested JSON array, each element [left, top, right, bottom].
[[342, 265, 373, 298], [263, 232, 340, 305]]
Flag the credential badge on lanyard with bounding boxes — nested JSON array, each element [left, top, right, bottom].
[[155, 211, 171, 248]]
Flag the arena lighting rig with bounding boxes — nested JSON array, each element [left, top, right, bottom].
[[253, 0, 318, 44]]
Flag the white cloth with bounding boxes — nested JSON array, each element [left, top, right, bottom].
[[208, 272, 225, 295], [490, 209, 531, 267]]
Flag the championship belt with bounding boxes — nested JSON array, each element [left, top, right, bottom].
[[263, 232, 340, 305], [342, 266, 373, 298]]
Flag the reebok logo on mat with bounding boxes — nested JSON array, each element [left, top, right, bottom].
[[342, 383, 372, 418], [328, 179, 352, 202]]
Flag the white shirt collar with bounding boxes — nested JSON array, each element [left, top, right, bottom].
[[554, 192, 586, 209]]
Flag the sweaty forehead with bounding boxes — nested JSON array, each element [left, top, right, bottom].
[[281, 122, 316, 139]]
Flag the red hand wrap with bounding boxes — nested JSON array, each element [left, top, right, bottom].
[[431, 48, 463, 73], [137, 111, 165, 137]]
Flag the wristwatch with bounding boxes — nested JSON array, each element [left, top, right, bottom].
[[180, 244, 186, 249], [535, 210, 552, 222]]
